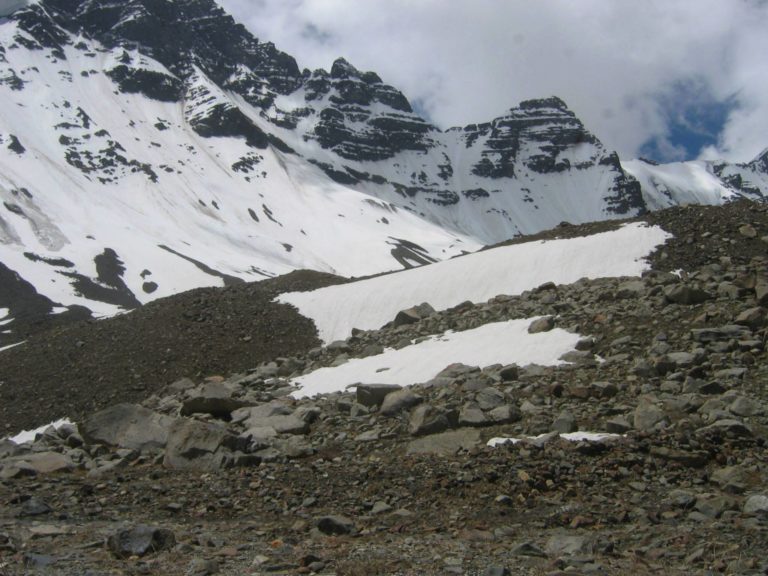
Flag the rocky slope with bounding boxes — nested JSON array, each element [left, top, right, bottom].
[[1, 0, 766, 341], [1, 200, 767, 575]]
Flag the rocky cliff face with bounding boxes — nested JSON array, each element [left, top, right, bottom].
[[0, 0, 766, 333]]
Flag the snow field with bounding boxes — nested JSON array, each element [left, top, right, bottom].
[[487, 432, 622, 447], [289, 318, 581, 398], [278, 223, 671, 344]]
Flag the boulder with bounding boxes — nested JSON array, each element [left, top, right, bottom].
[[2, 452, 75, 476], [476, 387, 505, 411], [392, 302, 435, 327], [406, 428, 481, 456], [528, 316, 555, 334], [80, 404, 177, 452], [163, 419, 230, 471], [458, 403, 488, 427], [744, 495, 768, 515], [243, 415, 309, 435], [107, 525, 176, 559], [316, 515, 355, 535], [380, 388, 422, 417], [633, 400, 668, 431], [408, 405, 450, 436], [355, 384, 402, 407], [664, 285, 713, 305], [180, 382, 251, 418]]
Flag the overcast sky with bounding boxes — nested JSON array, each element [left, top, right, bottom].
[[216, 0, 768, 164]]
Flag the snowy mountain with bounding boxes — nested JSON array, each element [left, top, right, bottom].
[[0, 0, 766, 345], [623, 149, 768, 211]]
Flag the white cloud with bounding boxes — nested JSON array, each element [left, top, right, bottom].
[[216, 0, 768, 162]]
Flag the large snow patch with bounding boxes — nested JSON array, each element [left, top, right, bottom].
[[290, 318, 581, 399], [278, 223, 670, 343]]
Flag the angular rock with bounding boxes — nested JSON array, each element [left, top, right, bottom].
[[355, 384, 402, 408], [107, 525, 176, 559], [380, 388, 422, 417], [615, 279, 645, 299], [649, 447, 709, 468], [0, 440, 21, 459], [392, 302, 435, 327], [665, 285, 713, 305], [81, 404, 177, 452], [232, 401, 292, 424], [633, 400, 668, 431], [476, 387, 505, 411], [458, 403, 488, 427], [528, 316, 555, 333], [605, 416, 632, 434], [316, 515, 355, 535], [10, 452, 74, 475], [697, 419, 753, 437], [163, 419, 229, 471], [244, 414, 309, 435], [545, 533, 594, 557], [238, 426, 278, 450], [734, 307, 767, 329], [19, 497, 52, 517], [408, 404, 450, 436], [744, 495, 768, 515], [180, 382, 251, 418], [498, 364, 520, 381], [487, 405, 521, 424], [406, 428, 481, 456]]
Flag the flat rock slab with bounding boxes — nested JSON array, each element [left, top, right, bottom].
[[80, 404, 177, 452], [163, 419, 229, 471], [4, 452, 74, 475], [406, 428, 481, 456]]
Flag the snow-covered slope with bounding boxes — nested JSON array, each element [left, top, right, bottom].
[[283, 221, 670, 398], [278, 222, 670, 343], [624, 154, 768, 210], [0, 0, 765, 343]]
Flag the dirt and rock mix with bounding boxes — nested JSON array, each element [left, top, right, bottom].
[[1, 200, 767, 575]]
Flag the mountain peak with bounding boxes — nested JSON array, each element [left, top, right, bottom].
[[0, 0, 31, 17], [751, 147, 768, 172], [329, 57, 382, 84]]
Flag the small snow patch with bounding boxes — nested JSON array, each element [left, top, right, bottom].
[[488, 432, 622, 447], [0, 340, 25, 353], [7, 418, 74, 445]]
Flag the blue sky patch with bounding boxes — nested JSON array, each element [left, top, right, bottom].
[[640, 79, 739, 163]]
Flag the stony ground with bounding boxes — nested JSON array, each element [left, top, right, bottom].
[[1, 200, 767, 575], [0, 271, 343, 435]]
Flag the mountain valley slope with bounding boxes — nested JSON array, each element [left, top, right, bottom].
[[0, 0, 766, 346], [0, 200, 766, 575]]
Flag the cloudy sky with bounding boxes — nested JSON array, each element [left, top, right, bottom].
[[216, 0, 768, 164]]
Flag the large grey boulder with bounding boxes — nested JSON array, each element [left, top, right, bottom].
[[355, 384, 402, 407], [380, 388, 422, 417], [80, 404, 177, 452], [163, 419, 230, 471], [392, 302, 435, 327], [408, 405, 450, 436], [107, 525, 176, 559], [180, 382, 251, 418], [1, 452, 74, 477], [664, 285, 713, 305]]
